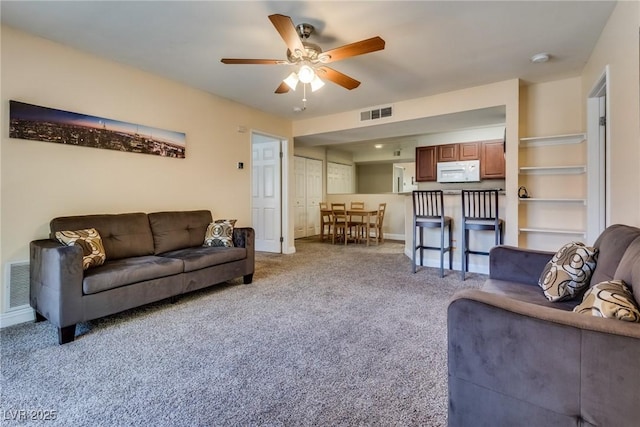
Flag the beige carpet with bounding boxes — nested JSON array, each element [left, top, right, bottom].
[[1, 237, 485, 426]]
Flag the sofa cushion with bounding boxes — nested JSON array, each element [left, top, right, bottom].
[[204, 219, 237, 247], [50, 213, 154, 260], [591, 224, 640, 286], [574, 280, 640, 322], [160, 246, 247, 273], [613, 235, 640, 300], [148, 210, 212, 254], [538, 242, 598, 302], [82, 255, 184, 295], [482, 279, 579, 311], [55, 228, 106, 270]]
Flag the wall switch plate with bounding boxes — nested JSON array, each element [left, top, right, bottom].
[[237, 162, 244, 169]]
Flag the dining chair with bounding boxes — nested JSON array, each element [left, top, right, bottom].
[[371, 203, 387, 244], [331, 203, 349, 245], [460, 189, 503, 280], [412, 191, 452, 277], [319, 203, 332, 242], [349, 201, 366, 241]]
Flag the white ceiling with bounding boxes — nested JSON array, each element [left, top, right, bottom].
[[1, 1, 615, 149]]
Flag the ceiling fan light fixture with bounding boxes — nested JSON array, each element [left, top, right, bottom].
[[284, 72, 299, 90], [298, 65, 316, 84], [318, 54, 331, 63], [310, 75, 325, 92]]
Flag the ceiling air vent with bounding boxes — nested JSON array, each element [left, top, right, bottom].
[[360, 106, 393, 122]]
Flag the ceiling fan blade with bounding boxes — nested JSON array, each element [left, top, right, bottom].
[[320, 36, 385, 63], [317, 66, 361, 90], [221, 58, 283, 65], [268, 14, 305, 55], [275, 81, 290, 94]]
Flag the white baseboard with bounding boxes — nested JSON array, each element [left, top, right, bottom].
[[0, 305, 35, 328], [404, 247, 489, 275], [285, 245, 297, 254], [384, 233, 404, 241]]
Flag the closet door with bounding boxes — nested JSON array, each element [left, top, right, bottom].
[[305, 159, 323, 236], [293, 156, 307, 239]]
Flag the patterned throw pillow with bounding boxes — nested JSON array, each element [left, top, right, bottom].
[[204, 219, 237, 247], [538, 242, 598, 302], [55, 228, 106, 270], [574, 280, 640, 322]]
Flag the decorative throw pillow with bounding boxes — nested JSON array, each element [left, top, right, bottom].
[[538, 242, 598, 302], [574, 280, 640, 322], [55, 228, 106, 270], [204, 219, 237, 247]]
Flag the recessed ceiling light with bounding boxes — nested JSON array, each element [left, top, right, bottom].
[[374, 144, 383, 149], [530, 53, 550, 63]]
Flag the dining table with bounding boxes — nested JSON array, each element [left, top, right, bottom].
[[322, 206, 380, 246]]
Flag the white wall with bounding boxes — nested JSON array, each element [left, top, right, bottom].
[[581, 1, 640, 227], [0, 26, 292, 320], [520, 77, 583, 137]]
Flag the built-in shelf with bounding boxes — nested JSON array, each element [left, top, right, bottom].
[[518, 132, 588, 250], [519, 165, 586, 175], [519, 227, 586, 237], [519, 133, 586, 147], [519, 198, 587, 205]]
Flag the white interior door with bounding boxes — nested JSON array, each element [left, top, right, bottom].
[[586, 67, 609, 244], [252, 135, 281, 253], [293, 156, 306, 239], [306, 158, 323, 236]]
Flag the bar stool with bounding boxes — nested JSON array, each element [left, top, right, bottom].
[[460, 189, 503, 280], [412, 190, 452, 277]]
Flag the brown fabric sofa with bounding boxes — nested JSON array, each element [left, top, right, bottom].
[[30, 210, 254, 344], [448, 224, 640, 426]]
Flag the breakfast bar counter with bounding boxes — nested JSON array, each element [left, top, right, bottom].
[[403, 190, 507, 276]]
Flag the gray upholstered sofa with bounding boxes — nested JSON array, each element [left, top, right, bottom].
[[448, 224, 640, 426], [30, 210, 254, 344]]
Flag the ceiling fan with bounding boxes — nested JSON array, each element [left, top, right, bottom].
[[221, 14, 385, 95]]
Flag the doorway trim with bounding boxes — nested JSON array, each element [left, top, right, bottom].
[[250, 130, 292, 254], [586, 65, 610, 244]]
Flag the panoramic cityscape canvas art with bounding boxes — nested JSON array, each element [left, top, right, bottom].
[[9, 100, 186, 158]]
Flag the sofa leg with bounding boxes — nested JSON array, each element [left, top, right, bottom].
[[243, 273, 253, 284], [58, 325, 76, 345], [35, 312, 46, 323]]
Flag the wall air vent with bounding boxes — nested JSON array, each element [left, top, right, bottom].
[[6, 261, 29, 310], [360, 106, 393, 122]]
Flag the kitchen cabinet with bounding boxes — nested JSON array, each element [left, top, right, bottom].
[[459, 142, 480, 160], [415, 146, 436, 182], [416, 139, 505, 182], [437, 144, 458, 162], [480, 139, 505, 179]]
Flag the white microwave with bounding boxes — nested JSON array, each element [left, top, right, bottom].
[[437, 160, 480, 183]]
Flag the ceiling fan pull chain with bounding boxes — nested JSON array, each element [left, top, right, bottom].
[[302, 84, 308, 107]]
